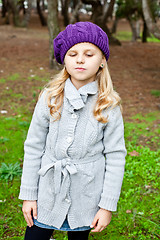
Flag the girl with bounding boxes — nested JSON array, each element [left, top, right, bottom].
[[19, 21, 126, 240]]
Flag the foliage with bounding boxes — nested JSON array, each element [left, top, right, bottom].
[[0, 162, 22, 182], [115, 0, 160, 19], [116, 0, 142, 19]]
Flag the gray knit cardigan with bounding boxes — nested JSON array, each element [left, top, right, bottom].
[[19, 78, 127, 229]]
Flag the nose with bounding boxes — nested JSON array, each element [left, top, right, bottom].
[[76, 54, 85, 64]]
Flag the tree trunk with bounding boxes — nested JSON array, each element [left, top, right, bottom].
[[48, 0, 60, 69], [72, 0, 79, 9], [91, 1, 102, 23], [102, 0, 115, 22], [8, 0, 21, 26], [3, 0, 11, 24], [60, 0, 64, 16], [63, 0, 70, 26], [70, 0, 82, 24], [111, 16, 119, 34], [142, 0, 160, 39], [42, 0, 45, 11], [37, 0, 47, 26], [82, 0, 121, 45], [21, 0, 32, 27], [135, 19, 140, 39], [127, 16, 138, 42], [2, 0, 7, 18], [142, 20, 148, 42]]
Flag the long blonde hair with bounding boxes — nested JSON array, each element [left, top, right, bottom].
[[42, 63, 121, 123]]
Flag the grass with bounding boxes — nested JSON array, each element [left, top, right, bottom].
[[114, 31, 160, 42], [151, 90, 160, 97], [0, 72, 160, 239]]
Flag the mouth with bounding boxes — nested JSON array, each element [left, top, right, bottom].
[[75, 67, 86, 71]]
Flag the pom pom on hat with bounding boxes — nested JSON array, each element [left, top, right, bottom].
[[53, 21, 110, 64]]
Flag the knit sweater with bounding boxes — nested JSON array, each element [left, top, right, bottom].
[[19, 78, 126, 229]]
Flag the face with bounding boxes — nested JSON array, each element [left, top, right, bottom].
[[64, 42, 105, 89]]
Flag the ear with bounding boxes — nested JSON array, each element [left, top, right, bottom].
[[100, 56, 105, 68], [100, 61, 105, 69]]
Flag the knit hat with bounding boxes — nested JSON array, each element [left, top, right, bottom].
[[53, 21, 110, 64]]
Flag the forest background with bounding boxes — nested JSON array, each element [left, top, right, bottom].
[[0, 0, 160, 239]]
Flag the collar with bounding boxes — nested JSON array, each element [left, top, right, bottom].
[[64, 78, 98, 110]]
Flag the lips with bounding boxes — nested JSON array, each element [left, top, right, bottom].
[[75, 67, 86, 71]]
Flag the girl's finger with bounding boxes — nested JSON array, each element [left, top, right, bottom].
[[90, 217, 98, 229], [23, 212, 32, 227], [32, 205, 37, 220], [91, 224, 101, 232], [23, 209, 33, 227], [27, 211, 34, 227], [100, 227, 104, 232]]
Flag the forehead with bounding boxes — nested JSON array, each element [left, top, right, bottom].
[[68, 42, 101, 52]]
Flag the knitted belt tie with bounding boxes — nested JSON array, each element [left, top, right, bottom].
[[38, 158, 77, 199]]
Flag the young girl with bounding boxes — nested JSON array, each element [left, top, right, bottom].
[[19, 21, 126, 240]]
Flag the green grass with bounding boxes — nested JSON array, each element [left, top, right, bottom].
[[0, 73, 159, 239], [151, 90, 160, 97], [114, 30, 160, 42], [0, 73, 20, 83], [124, 111, 160, 149], [8, 73, 20, 81]]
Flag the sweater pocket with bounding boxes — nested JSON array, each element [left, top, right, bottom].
[[37, 156, 56, 211], [38, 170, 55, 211]]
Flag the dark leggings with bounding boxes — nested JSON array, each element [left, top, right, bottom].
[[24, 225, 91, 240]]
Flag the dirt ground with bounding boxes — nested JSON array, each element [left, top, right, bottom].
[[0, 15, 160, 120]]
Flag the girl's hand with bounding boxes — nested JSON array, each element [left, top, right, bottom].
[[22, 200, 37, 227], [90, 208, 112, 232]]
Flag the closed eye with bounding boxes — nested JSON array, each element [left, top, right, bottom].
[[86, 54, 93, 57], [69, 53, 77, 57]]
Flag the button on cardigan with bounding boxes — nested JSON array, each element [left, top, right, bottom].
[[19, 78, 127, 230]]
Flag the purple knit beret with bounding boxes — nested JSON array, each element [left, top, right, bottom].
[[53, 21, 110, 64]]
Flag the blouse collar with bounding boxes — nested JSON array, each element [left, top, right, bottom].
[[64, 78, 98, 110]]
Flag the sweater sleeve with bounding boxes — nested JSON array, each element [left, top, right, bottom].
[[19, 91, 49, 200], [98, 105, 127, 211]]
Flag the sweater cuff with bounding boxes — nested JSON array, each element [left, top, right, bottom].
[[98, 197, 118, 212], [19, 187, 38, 200]]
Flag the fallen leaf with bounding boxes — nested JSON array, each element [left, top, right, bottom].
[[126, 210, 132, 214], [128, 150, 139, 156]]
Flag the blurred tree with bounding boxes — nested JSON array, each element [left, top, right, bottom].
[[81, 0, 121, 45], [61, 0, 70, 26], [48, 0, 60, 69], [37, 0, 47, 26], [142, 0, 160, 39], [21, 0, 32, 27], [115, 0, 142, 41], [7, 0, 21, 26], [70, 0, 82, 23], [1, 0, 7, 18], [1, 0, 10, 24], [4, 0, 32, 27], [115, 0, 160, 42]]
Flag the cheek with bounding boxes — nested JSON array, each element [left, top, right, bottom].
[[88, 61, 101, 72]]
